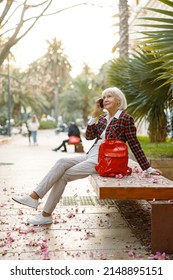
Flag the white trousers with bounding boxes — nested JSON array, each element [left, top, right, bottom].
[[34, 155, 97, 214]]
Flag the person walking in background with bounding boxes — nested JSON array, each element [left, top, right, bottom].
[[52, 122, 81, 152], [28, 115, 40, 145], [12, 87, 162, 226], [26, 115, 32, 144], [21, 123, 28, 137]]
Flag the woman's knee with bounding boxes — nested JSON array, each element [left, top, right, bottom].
[[54, 157, 67, 166], [61, 171, 72, 182]]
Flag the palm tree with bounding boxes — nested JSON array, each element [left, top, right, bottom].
[[112, 0, 129, 56], [60, 66, 98, 125], [41, 38, 72, 122], [59, 87, 81, 123], [107, 48, 169, 142], [72, 75, 97, 124], [119, 0, 129, 57], [139, 0, 173, 86], [25, 38, 72, 122], [134, 0, 173, 140], [107, 0, 173, 142]]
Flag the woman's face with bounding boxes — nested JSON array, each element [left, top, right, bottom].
[[102, 92, 120, 112]]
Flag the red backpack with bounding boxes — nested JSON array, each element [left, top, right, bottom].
[[95, 139, 132, 177]]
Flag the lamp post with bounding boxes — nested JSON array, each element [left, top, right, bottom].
[[7, 54, 11, 136], [54, 84, 59, 124]]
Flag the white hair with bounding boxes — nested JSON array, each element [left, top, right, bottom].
[[102, 87, 127, 110]]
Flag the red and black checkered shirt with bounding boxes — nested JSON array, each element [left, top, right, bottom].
[[85, 111, 150, 171]]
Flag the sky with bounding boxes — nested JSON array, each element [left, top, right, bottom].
[[13, 0, 119, 77]]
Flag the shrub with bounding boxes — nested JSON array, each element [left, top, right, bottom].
[[39, 120, 56, 129]]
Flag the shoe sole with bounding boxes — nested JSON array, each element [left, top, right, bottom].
[[12, 197, 37, 209], [28, 220, 53, 226]]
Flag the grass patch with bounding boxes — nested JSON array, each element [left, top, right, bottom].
[[137, 136, 173, 158]]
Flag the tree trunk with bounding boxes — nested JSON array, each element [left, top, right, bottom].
[[119, 0, 129, 57], [148, 110, 168, 142], [54, 85, 59, 124]]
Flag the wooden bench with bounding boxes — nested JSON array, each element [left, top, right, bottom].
[[90, 159, 173, 253], [68, 141, 84, 153]]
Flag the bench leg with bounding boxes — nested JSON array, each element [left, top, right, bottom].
[[75, 143, 84, 153], [151, 202, 173, 253]]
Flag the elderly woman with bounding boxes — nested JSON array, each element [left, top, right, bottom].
[[12, 87, 162, 225]]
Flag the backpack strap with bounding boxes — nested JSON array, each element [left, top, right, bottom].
[[86, 137, 101, 154]]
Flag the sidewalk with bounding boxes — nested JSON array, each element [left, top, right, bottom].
[[0, 129, 152, 260]]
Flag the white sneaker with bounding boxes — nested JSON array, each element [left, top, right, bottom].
[[28, 214, 52, 225], [12, 195, 38, 209]]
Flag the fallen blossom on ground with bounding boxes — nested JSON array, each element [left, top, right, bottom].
[[0, 232, 15, 248], [27, 240, 40, 247], [27, 238, 50, 260], [148, 251, 167, 260], [53, 217, 60, 224], [115, 174, 124, 179], [133, 166, 141, 173], [2, 250, 8, 256], [98, 252, 106, 260], [84, 231, 95, 239], [66, 211, 75, 218], [75, 252, 81, 257], [152, 177, 159, 184], [17, 209, 24, 215], [102, 178, 107, 182], [128, 251, 136, 258], [89, 251, 94, 258], [0, 203, 6, 207], [141, 172, 150, 178], [14, 226, 38, 235], [30, 227, 37, 233], [75, 227, 81, 231]]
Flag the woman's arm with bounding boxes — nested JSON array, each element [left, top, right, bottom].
[[85, 98, 104, 140], [125, 116, 162, 175]]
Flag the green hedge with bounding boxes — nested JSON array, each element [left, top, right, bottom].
[[39, 120, 57, 129]]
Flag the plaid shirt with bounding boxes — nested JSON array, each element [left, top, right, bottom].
[[85, 111, 150, 171]]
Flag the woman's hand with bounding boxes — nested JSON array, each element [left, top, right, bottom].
[[91, 99, 104, 118], [150, 169, 162, 175]]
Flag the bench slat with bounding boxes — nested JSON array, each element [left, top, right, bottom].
[[90, 176, 173, 200]]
